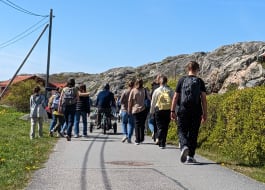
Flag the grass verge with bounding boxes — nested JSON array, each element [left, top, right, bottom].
[[196, 149, 265, 183], [0, 106, 57, 190]]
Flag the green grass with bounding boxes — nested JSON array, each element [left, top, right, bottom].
[[166, 125, 265, 183], [0, 106, 57, 190], [196, 149, 265, 183]]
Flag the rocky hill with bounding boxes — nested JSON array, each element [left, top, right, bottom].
[[47, 41, 265, 97]]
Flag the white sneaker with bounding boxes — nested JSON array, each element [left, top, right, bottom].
[[180, 146, 189, 163], [186, 156, 197, 163], [121, 136, 128, 143]]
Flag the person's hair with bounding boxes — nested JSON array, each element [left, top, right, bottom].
[[33, 86, 41, 94], [155, 74, 162, 82], [127, 79, 135, 88], [67, 78, 75, 87], [104, 83, 110, 90], [135, 78, 143, 89], [187, 61, 200, 72], [79, 84, 86, 92], [57, 87, 63, 93], [160, 75, 168, 85]]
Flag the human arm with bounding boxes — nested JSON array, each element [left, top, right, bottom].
[[48, 95, 54, 109], [58, 90, 64, 113], [127, 90, 133, 114], [170, 92, 179, 120], [150, 89, 158, 115], [201, 92, 207, 123], [79, 91, 90, 97]]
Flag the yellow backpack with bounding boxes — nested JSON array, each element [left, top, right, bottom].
[[156, 89, 172, 110]]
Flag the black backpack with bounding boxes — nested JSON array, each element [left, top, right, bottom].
[[180, 76, 201, 110], [62, 87, 77, 106]]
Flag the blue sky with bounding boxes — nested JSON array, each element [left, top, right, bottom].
[[0, 0, 264, 81]]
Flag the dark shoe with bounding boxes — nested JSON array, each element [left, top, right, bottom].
[[66, 135, 71, 141], [96, 126, 101, 129], [180, 146, 189, 163], [49, 131, 54, 137]]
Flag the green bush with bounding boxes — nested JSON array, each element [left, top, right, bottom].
[[166, 75, 265, 166], [199, 87, 265, 166], [1, 80, 44, 112]]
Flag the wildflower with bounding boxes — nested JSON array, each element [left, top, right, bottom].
[[25, 166, 31, 171]]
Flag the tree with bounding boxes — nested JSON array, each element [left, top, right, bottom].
[[1, 79, 45, 112]]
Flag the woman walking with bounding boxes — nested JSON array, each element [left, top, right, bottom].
[[128, 78, 150, 145], [120, 79, 135, 143]]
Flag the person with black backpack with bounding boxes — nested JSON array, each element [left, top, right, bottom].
[[171, 61, 207, 163], [58, 78, 79, 141]]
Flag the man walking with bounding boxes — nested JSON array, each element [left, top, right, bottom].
[[171, 61, 207, 163]]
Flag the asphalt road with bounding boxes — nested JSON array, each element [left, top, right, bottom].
[[26, 122, 265, 190]]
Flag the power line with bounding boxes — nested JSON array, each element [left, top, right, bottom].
[[0, 19, 49, 49], [0, 0, 49, 17], [0, 17, 48, 47]]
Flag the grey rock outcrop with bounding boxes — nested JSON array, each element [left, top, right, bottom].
[[50, 41, 265, 97]]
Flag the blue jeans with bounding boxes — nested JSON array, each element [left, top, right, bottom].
[[60, 122, 67, 133], [49, 113, 57, 132], [148, 117, 155, 133], [64, 104, 76, 137], [121, 111, 135, 140], [74, 111, 88, 135]]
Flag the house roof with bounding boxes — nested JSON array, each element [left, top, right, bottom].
[[0, 75, 67, 89], [50, 82, 67, 88], [0, 75, 38, 87]]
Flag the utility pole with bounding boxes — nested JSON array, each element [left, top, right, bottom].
[[45, 9, 53, 98], [0, 24, 49, 99]]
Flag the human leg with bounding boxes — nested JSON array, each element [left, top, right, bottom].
[[133, 113, 141, 144], [96, 108, 103, 128], [121, 111, 128, 139], [81, 111, 88, 136], [49, 113, 57, 132], [177, 113, 192, 162], [188, 115, 201, 157], [74, 111, 81, 136], [127, 113, 135, 142], [38, 117, 43, 137], [139, 110, 147, 143], [66, 105, 76, 139], [177, 113, 190, 149], [159, 110, 170, 147], [30, 118, 37, 139]]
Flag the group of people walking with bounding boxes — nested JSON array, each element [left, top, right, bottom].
[[29, 61, 207, 164], [116, 60, 207, 163]]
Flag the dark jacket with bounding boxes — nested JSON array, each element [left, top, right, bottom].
[[96, 90, 115, 109]]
